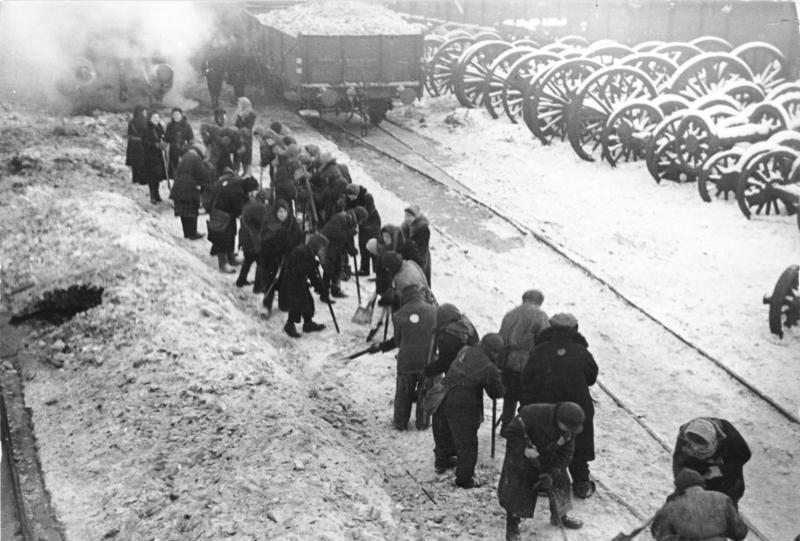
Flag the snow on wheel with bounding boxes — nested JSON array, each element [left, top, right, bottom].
[[453, 40, 512, 108], [653, 94, 691, 116], [721, 80, 765, 108], [736, 147, 800, 219], [632, 40, 665, 53], [567, 66, 657, 162], [601, 99, 663, 166], [523, 58, 602, 145], [512, 39, 541, 48], [621, 53, 678, 91], [425, 36, 474, 97], [667, 52, 754, 101], [481, 46, 536, 119], [697, 148, 743, 203], [557, 35, 590, 48], [653, 42, 704, 65], [645, 110, 695, 184], [766, 82, 800, 101], [501, 51, 561, 123], [422, 35, 446, 96], [689, 36, 733, 53], [733, 42, 788, 93], [582, 43, 635, 66]]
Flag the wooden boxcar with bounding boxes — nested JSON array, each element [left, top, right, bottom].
[[243, 8, 423, 125]]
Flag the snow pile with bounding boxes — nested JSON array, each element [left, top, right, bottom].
[[256, 1, 423, 36]]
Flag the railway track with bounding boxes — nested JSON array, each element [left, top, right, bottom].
[[297, 110, 791, 541]]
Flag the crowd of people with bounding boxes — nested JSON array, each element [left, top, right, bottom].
[[125, 97, 755, 540]]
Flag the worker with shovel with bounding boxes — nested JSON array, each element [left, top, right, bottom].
[[497, 402, 585, 541]]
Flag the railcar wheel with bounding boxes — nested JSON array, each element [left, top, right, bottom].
[[422, 36, 446, 96], [766, 265, 799, 339], [621, 53, 678, 91], [454, 40, 512, 108], [501, 52, 561, 123], [653, 42, 703, 65], [768, 129, 800, 153], [512, 39, 541, 48], [698, 149, 743, 202], [674, 112, 718, 177], [653, 94, 691, 116], [558, 35, 590, 48], [667, 53, 754, 101], [645, 110, 694, 183], [523, 58, 602, 145], [567, 66, 658, 161], [689, 36, 733, 53], [482, 46, 536, 119], [721, 80, 765, 108], [736, 147, 800, 218], [733, 42, 788, 92], [632, 40, 665, 53], [766, 82, 800, 100], [426, 36, 474, 97], [775, 92, 800, 120], [601, 100, 663, 166], [582, 43, 635, 66]]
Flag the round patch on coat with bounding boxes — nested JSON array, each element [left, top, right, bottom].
[[557, 348, 566, 356], [409, 313, 419, 324]]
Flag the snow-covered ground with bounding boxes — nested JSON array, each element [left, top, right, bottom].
[[0, 97, 798, 541]]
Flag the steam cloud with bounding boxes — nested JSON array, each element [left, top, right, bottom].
[[0, 1, 218, 112]]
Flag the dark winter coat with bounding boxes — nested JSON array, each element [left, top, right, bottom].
[[320, 210, 358, 255], [402, 214, 432, 284], [259, 199, 303, 259], [391, 289, 436, 374], [278, 244, 325, 316], [239, 197, 269, 254], [392, 259, 436, 307], [141, 120, 166, 186], [520, 327, 598, 462], [497, 403, 576, 517], [345, 185, 368, 210], [274, 161, 298, 205], [170, 147, 212, 217], [424, 315, 479, 377], [125, 115, 147, 183], [441, 344, 504, 416], [498, 302, 550, 373], [207, 175, 249, 255], [651, 486, 748, 541], [360, 193, 381, 239], [672, 418, 751, 503], [165, 118, 194, 174]]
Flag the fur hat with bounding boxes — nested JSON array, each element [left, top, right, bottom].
[[555, 402, 585, 434], [306, 233, 329, 254], [345, 183, 361, 196], [550, 312, 578, 329], [674, 468, 705, 491], [435, 303, 461, 329], [479, 333, 505, 359]]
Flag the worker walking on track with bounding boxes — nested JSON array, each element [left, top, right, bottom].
[[498, 402, 585, 540], [651, 468, 748, 541], [497, 289, 549, 436]]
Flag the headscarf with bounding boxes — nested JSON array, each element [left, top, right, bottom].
[[236, 97, 252, 116], [683, 418, 720, 459]]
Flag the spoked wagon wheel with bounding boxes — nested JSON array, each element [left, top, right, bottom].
[[765, 265, 799, 339], [523, 58, 602, 145], [558, 35, 590, 48], [582, 43, 635, 66], [482, 46, 536, 119], [501, 51, 561, 123], [426, 36, 474, 97], [621, 53, 678, 91], [653, 42, 703, 65], [453, 40, 512, 108], [766, 82, 800, 100], [689, 36, 733, 53], [733, 42, 788, 93], [653, 94, 691, 116], [512, 39, 541, 48], [645, 110, 695, 183], [633, 40, 665, 53], [567, 66, 657, 162], [697, 148, 743, 202], [721, 80, 765, 108], [601, 99, 663, 166], [667, 53, 754, 101], [736, 148, 800, 218], [422, 35, 446, 96]]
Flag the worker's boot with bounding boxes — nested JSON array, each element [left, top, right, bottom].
[[283, 321, 300, 338], [506, 515, 521, 541], [217, 255, 236, 274], [302, 320, 325, 333], [551, 514, 582, 529]]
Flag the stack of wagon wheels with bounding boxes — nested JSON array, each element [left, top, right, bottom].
[[418, 28, 800, 235]]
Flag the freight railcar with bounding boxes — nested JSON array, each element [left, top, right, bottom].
[[243, 6, 423, 125]]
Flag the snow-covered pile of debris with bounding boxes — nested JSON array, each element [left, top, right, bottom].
[[256, 1, 423, 36]]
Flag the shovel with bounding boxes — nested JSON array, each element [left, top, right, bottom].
[[610, 516, 654, 541], [366, 305, 388, 342], [351, 254, 373, 324]]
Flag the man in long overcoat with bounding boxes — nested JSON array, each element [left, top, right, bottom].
[[519, 313, 598, 499], [498, 402, 585, 540], [169, 143, 211, 240]]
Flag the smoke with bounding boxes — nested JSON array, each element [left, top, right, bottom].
[[0, 1, 218, 112]]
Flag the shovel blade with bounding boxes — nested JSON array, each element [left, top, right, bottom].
[[351, 305, 373, 325]]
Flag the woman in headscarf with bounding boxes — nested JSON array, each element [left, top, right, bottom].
[[259, 198, 303, 315], [141, 110, 168, 204], [170, 143, 211, 240], [165, 107, 194, 179], [234, 97, 256, 175], [672, 417, 751, 504], [125, 104, 148, 186], [207, 173, 259, 273]]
